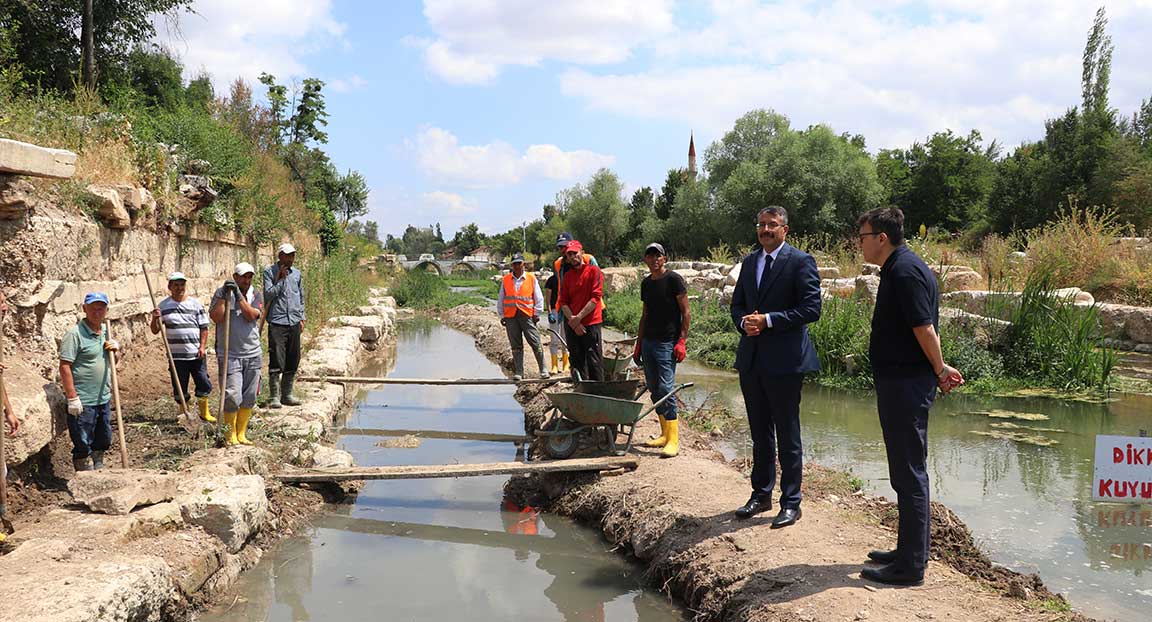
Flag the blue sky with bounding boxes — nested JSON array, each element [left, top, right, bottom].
[[157, 1, 1152, 241]]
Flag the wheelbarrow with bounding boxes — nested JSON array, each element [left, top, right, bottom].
[[547, 328, 636, 381], [571, 368, 647, 400], [535, 382, 694, 459]]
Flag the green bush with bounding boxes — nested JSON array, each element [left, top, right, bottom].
[[300, 250, 371, 343], [808, 297, 872, 378], [392, 270, 488, 310]]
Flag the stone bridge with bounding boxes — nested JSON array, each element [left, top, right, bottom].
[[399, 259, 499, 274]]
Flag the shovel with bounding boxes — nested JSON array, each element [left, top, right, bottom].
[[104, 321, 130, 468], [1, 310, 16, 536]]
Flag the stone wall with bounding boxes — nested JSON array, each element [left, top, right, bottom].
[[1, 203, 276, 465]]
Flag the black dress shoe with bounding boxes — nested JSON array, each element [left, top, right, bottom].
[[860, 564, 924, 586], [867, 549, 899, 563], [769, 507, 801, 528], [734, 495, 772, 519]]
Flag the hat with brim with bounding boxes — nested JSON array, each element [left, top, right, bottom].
[[644, 243, 666, 256], [234, 262, 256, 276], [511, 253, 525, 264], [167, 271, 187, 282], [278, 242, 296, 255], [84, 292, 109, 305], [564, 240, 583, 253], [555, 232, 573, 248]]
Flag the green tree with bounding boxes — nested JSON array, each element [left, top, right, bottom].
[[654, 169, 684, 220], [334, 169, 369, 224], [452, 223, 484, 257], [628, 186, 655, 231], [185, 70, 214, 110], [122, 44, 184, 109], [311, 199, 341, 255], [877, 130, 998, 232], [665, 180, 720, 258], [563, 168, 629, 261], [0, 0, 192, 93]]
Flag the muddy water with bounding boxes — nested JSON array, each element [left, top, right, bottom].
[[673, 360, 1152, 621], [197, 320, 685, 622]]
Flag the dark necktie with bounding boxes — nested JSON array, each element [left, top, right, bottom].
[[759, 253, 773, 289]]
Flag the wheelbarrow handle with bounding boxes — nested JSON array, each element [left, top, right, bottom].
[[547, 327, 568, 352], [637, 382, 695, 420]]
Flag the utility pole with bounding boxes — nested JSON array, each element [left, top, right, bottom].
[[522, 222, 527, 253], [81, 0, 95, 89]]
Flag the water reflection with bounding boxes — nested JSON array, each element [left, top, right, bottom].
[[675, 373, 1152, 620]]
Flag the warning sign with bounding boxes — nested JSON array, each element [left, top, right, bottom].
[[1093, 435, 1152, 503]]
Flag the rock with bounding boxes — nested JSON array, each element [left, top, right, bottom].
[[601, 267, 642, 294], [817, 266, 841, 279], [180, 446, 274, 477], [85, 184, 131, 228], [2, 365, 66, 465], [311, 444, 355, 468], [940, 269, 984, 292], [176, 474, 269, 553], [0, 175, 34, 219], [1009, 251, 1027, 261], [719, 264, 733, 276], [68, 470, 180, 515], [113, 185, 154, 219], [720, 284, 736, 305], [331, 315, 385, 342], [186, 159, 211, 174], [676, 268, 700, 279], [0, 137, 77, 178], [821, 278, 856, 298], [725, 263, 742, 286], [1119, 305, 1152, 343], [260, 414, 323, 439], [1052, 287, 1094, 306], [861, 262, 881, 275], [178, 174, 211, 189], [854, 275, 880, 303]]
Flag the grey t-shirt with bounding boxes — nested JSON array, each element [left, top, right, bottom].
[[211, 286, 264, 360]]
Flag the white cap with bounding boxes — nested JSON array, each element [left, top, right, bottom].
[[278, 242, 296, 255], [234, 262, 256, 276], [167, 271, 187, 282]]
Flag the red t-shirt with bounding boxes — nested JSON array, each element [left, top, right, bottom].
[[557, 261, 603, 326]]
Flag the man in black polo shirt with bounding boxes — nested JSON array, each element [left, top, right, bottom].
[[857, 207, 964, 586]]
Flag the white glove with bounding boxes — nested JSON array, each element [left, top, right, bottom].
[[104, 339, 120, 352], [67, 396, 83, 416]]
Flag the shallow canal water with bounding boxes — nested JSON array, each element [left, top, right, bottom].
[[197, 320, 686, 622], [674, 361, 1152, 621]]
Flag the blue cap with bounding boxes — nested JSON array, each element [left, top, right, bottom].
[[84, 292, 110, 305], [555, 232, 573, 247]]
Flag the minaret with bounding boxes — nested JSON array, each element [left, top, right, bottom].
[[687, 131, 697, 180]]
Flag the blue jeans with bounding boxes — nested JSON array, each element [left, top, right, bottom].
[[641, 338, 678, 420], [68, 402, 112, 458]]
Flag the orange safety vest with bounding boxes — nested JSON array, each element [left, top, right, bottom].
[[502, 272, 538, 318]]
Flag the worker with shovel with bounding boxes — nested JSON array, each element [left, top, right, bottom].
[[149, 272, 213, 423], [2, 292, 18, 539], [263, 242, 306, 408], [497, 253, 548, 380], [210, 264, 264, 446], [58, 292, 120, 471]]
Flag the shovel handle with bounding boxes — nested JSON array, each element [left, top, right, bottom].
[[637, 382, 695, 420]]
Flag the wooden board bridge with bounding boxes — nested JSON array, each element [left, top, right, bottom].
[[275, 455, 636, 483]]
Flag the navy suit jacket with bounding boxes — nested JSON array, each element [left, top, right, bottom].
[[730, 242, 822, 375]]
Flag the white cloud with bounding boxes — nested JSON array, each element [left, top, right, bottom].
[[560, 1, 1152, 150], [410, 126, 615, 187], [153, 0, 346, 90], [421, 191, 479, 215], [329, 74, 368, 93], [415, 0, 675, 84]]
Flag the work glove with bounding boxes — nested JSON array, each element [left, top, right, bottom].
[[674, 338, 687, 363], [67, 396, 83, 416], [223, 280, 239, 300], [632, 340, 642, 366], [104, 339, 120, 352], [548, 311, 557, 324]]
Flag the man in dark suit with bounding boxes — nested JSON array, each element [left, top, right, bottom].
[[730, 206, 822, 527]]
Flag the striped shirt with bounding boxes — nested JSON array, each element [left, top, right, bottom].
[[158, 297, 209, 360]]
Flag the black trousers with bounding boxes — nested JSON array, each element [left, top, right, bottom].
[[875, 373, 936, 572], [170, 357, 212, 402], [268, 322, 302, 375], [737, 371, 804, 509], [565, 322, 603, 382]]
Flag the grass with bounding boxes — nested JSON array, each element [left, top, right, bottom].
[[301, 250, 377, 344], [392, 270, 490, 310]]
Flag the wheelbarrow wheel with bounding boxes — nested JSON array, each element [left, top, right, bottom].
[[541, 418, 579, 460]]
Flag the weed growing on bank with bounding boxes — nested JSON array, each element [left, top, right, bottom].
[[301, 251, 374, 343], [392, 270, 490, 310]]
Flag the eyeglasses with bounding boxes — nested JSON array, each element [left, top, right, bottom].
[[754, 222, 784, 231], [857, 232, 883, 241]]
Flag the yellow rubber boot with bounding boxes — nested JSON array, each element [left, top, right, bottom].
[[661, 419, 680, 458], [198, 397, 216, 423], [235, 407, 254, 445], [223, 411, 238, 446], [549, 354, 559, 374], [644, 416, 669, 448], [562, 352, 570, 372]]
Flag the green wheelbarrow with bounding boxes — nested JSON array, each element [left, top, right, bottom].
[[547, 328, 637, 381], [535, 382, 694, 459]]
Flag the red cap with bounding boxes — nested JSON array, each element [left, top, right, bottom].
[[565, 240, 583, 253]]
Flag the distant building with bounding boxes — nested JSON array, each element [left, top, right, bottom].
[[687, 131, 697, 181]]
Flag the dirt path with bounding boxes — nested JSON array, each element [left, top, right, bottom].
[[440, 304, 1090, 622]]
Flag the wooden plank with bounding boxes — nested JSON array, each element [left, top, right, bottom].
[[276, 456, 637, 483], [317, 515, 599, 558], [340, 427, 531, 444], [297, 375, 563, 386]]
